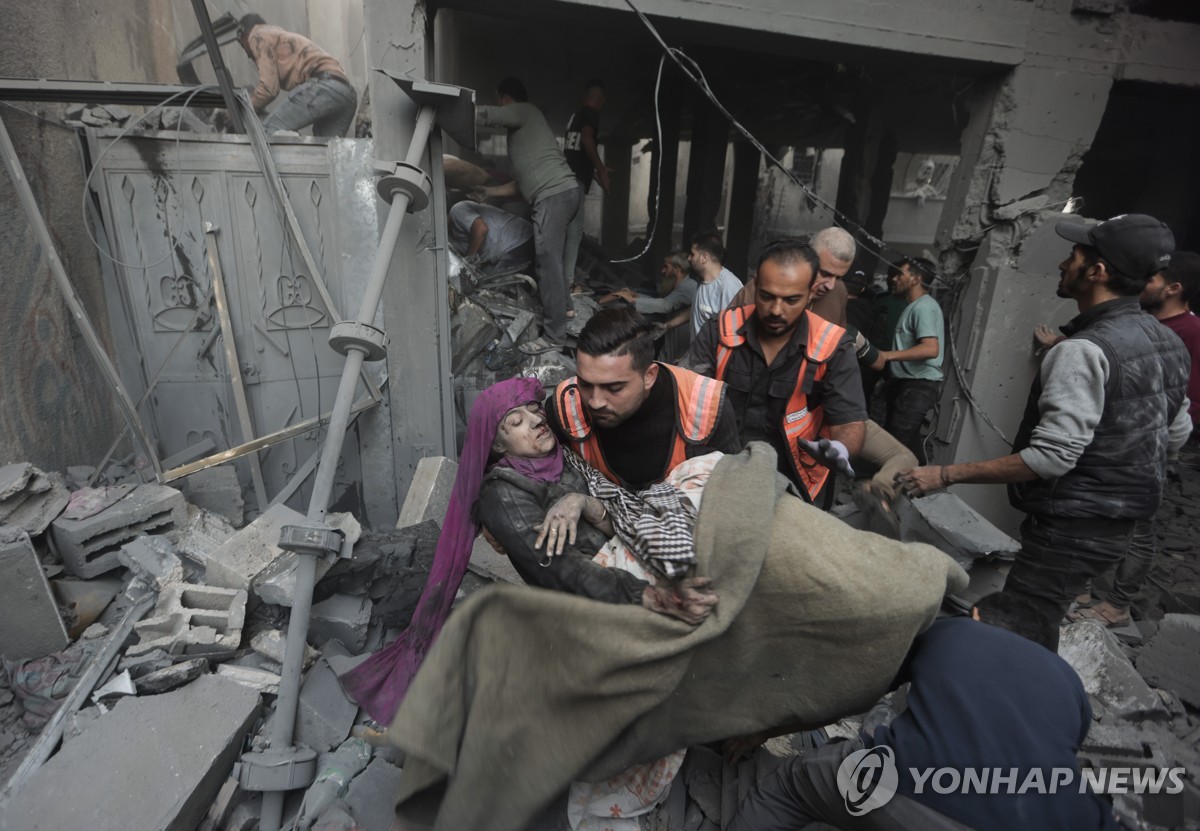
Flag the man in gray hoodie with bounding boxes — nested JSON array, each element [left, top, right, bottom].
[[896, 214, 1191, 648]]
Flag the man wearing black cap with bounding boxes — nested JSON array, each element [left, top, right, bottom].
[[895, 214, 1192, 647]]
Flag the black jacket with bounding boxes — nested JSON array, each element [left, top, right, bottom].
[[1010, 297, 1190, 521], [475, 465, 646, 604]]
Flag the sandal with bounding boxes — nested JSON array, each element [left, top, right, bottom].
[[1066, 601, 1131, 627]]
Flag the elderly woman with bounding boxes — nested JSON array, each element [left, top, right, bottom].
[[341, 377, 717, 728]]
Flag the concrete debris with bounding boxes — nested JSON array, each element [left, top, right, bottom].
[[253, 512, 361, 607], [51, 576, 122, 639], [342, 756, 404, 831], [170, 505, 238, 567], [216, 664, 282, 695], [468, 533, 523, 585], [565, 294, 601, 338], [1136, 614, 1200, 709], [60, 484, 136, 521], [0, 464, 70, 537], [251, 629, 318, 671], [0, 674, 260, 831], [91, 669, 136, 708], [158, 106, 212, 132], [0, 526, 69, 660], [1058, 621, 1167, 719], [129, 584, 247, 657], [180, 465, 246, 528], [295, 737, 373, 828], [135, 658, 209, 695], [294, 649, 361, 753], [521, 350, 577, 389], [51, 484, 187, 579], [355, 523, 439, 630], [897, 492, 1021, 565], [397, 456, 457, 529], [309, 595, 372, 653], [200, 503, 304, 592], [60, 705, 102, 748], [451, 299, 502, 375], [118, 648, 174, 679], [117, 534, 185, 590]]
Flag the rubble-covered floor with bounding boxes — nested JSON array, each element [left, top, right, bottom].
[[0, 443, 1197, 829]]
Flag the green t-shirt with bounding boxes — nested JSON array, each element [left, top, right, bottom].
[[891, 293, 944, 381]]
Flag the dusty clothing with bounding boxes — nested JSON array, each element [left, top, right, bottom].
[[684, 310, 867, 496], [478, 466, 646, 604], [1161, 310, 1200, 425], [691, 268, 742, 334], [476, 103, 578, 203], [447, 202, 533, 273], [243, 25, 350, 112], [635, 278, 698, 317], [386, 444, 968, 831], [1010, 297, 1191, 520]]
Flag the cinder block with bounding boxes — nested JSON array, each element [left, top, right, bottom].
[[118, 535, 184, 589], [51, 484, 187, 578], [309, 594, 372, 653], [0, 526, 69, 659], [397, 457, 457, 529], [343, 757, 403, 830], [1137, 614, 1200, 709], [180, 465, 245, 528], [0, 674, 260, 831], [129, 584, 247, 657]]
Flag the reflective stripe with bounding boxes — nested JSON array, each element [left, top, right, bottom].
[[554, 377, 590, 440], [663, 365, 724, 444]]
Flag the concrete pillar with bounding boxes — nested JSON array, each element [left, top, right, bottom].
[[681, 95, 729, 243], [601, 140, 634, 252], [724, 141, 760, 278], [362, 0, 456, 511], [648, 68, 684, 269], [931, 64, 1114, 535]]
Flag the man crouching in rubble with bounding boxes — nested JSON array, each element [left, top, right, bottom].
[[897, 214, 1191, 649], [727, 594, 1118, 831]]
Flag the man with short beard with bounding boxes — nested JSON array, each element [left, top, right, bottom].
[[1141, 250, 1200, 431], [685, 239, 867, 507], [897, 215, 1191, 647]]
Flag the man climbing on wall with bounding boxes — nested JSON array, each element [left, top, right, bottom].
[[231, 13, 357, 138]]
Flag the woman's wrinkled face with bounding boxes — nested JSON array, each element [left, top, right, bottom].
[[493, 402, 556, 459]]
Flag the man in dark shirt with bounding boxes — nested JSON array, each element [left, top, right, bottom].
[[563, 79, 608, 294], [685, 240, 867, 505], [728, 594, 1117, 831], [547, 307, 741, 490]]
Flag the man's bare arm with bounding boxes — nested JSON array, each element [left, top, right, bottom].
[[828, 420, 865, 458]]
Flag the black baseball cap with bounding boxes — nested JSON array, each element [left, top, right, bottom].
[[1055, 213, 1175, 280]]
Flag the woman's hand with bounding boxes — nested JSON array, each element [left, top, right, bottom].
[[642, 577, 719, 625], [534, 493, 588, 557]]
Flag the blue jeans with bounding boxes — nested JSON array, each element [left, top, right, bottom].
[[262, 77, 357, 138]]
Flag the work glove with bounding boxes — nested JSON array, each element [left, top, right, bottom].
[[797, 437, 855, 477]]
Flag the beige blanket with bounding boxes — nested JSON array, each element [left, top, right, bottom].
[[387, 444, 968, 830]]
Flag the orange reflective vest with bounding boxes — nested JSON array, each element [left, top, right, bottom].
[[552, 364, 726, 485], [714, 306, 846, 501]]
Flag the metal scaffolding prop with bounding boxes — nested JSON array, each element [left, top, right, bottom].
[[232, 74, 475, 831], [0, 78, 225, 108]]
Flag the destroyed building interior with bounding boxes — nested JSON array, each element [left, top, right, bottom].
[[1, 0, 1199, 829]]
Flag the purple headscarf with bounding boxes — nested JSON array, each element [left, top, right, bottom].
[[339, 376, 550, 724]]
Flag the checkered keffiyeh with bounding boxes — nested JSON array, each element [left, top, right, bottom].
[[563, 451, 697, 581]]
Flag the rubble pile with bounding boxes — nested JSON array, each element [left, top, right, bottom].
[[0, 460, 442, 830]]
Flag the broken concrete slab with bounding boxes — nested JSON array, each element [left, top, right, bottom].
[[118, 534, 184, 589], [294, 651, 361, 752], [60, 484, 137, 522], [51, 484, 187, 579], [250, 629, 318, 671], [129, 584, 247, 657], [1137, 614, 1200, 709], [396, 456, 456, 529], [0, 674, 260, 831], [180, 465, 245, 528], [51, 576, 122, 639], [252, 512, 361, 607], [309, 595, 372, 653], [170, 505, 238, 568], [1059, 621, 1167, 718], [118, 648, 174, 679], [199, 503, 305, 592], [898, 492, 1021, 565], [216, 664, 281, 695], [343, 756, 404, 831], [0, 466, 69, 537], [0, 526, 69, 660], [469, 533, 523, 585]]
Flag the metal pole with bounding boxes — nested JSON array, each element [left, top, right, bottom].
[[203, 223, 270, 512], [257, 102, 436, 831], [190, 0, 245, 133]]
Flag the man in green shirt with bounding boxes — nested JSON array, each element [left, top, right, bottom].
[[879, 257, 944, 462]]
